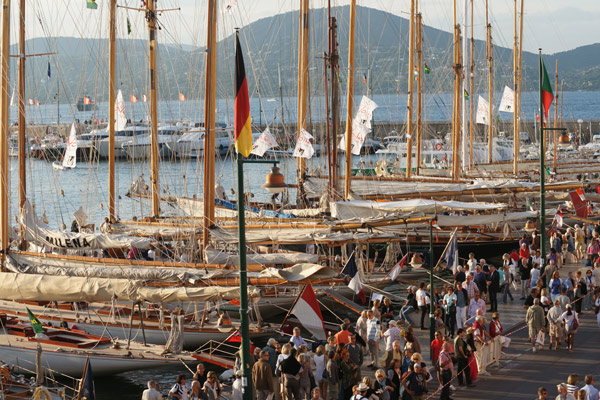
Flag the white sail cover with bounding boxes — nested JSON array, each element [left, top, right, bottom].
[[0, 272, 242, 303], [62, 123, 77, 168], [21, 200, 152, 250], [258, 263, 338, 281], [115, 89, 127, 131], [292, 129, 315, 158], [339, 119, 370, 155], [205, 248, 318, 265], [251, 127, 278, 157], [498, 86, 515, 113], [354, 95, 378, 129], [476, 96, 490, 125]]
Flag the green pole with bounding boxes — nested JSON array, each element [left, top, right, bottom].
[[539, 49, 546, 274], [236, 154, 253, 400], [429, 218, 435, 360]]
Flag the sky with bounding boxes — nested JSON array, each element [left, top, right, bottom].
[[17, 0, 600, 54]]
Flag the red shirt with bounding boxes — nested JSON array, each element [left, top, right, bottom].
[[489, 320, 503, 338], [335, 330, 351, 346], [431, 339, 444, 361], [519, 248, 530, 260]]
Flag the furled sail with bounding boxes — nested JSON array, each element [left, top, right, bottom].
[[204, 248, 319, 265]]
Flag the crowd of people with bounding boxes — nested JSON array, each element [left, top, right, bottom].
[[536, 374, 599, 400], [141, 227, 600, 400]]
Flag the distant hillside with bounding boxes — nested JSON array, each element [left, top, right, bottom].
[[12, 6, 598, 105]]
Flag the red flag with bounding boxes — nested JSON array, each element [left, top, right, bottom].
[[83, 96, 92, 105], [540, 58, 554, 123], [569, 189, 588, 218], [130, 94, 138, 103], [234, 33, 252, 157], [289, 283, 326, 340], [228, 299, 240, 306], [179, 92, 186, 102]]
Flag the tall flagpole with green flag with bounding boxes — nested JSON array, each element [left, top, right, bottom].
[[26, 307, 45, 334], [539, 49, 554, 269], [234, 30, 253, 400]]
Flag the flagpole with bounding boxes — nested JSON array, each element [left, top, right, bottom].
[[539, 49, 546, 272], [429, 218, 435, 360], [279, 284, 306, 332]]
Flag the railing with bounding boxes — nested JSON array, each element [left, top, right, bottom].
[[475, 335, 502, 375]]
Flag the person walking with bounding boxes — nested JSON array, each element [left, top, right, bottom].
[[559, 304, 580, 353], [526, 298, 545, 353], [487, 265, 500, 313], [366, 310, 381, 369], [325, 351, 339, 400], [502, 263, 515, 303], [253, 350, 274, 400], [438, 341, 454, 400], [575, 270, 587, 314], [547, 299, 564, 350], [453, 329, 474, 388], [455, 281, 468, 330], [416, 282, 429, 330]]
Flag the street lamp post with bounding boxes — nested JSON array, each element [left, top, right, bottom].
[[236, 158, 286, 400]]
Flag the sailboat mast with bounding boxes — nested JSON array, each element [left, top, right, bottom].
[[553, 60, 558, 171], [0, 0, 10, 262], [461, 0, 467, 170], [468, 0, 474, 169], [343, 0, 356, 198], [512, 0, 519, 176], [108, 0, 116, 222], [17, 0, 26, 247], [328, 3, 339, 199], [202, 0, 217, 251], [297, 0, 309, 206], [405, 0, 415, 178], [278, 64, 285, 125], [451, 0, 462, 182], [486, 0, 493, 163], [415, 11, 423, 175], [147, 0, 160, 216]]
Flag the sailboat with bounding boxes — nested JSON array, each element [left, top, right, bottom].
[[52, 123, 77, 170]]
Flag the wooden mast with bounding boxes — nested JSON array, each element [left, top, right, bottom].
[[17, 0, 25, 248], [415, 11, 423, 175], [468, 0, 474, 169], [297, 0, 309, 206], [518, 0, 524, 154], [0, 0, 9, 262], [553, 60, 559, 171], [202, 0, 217, 251], [343, 0, 356, 198], [405, 0, 415, 178], [461, 0, 467, 170], [146, 0, 160, 216], [486, 0, 493, 163], [451, 0, 462, 182], [328, 3, 339, 199], [512, 0, 518, 175], [108, 0, 116, 222]]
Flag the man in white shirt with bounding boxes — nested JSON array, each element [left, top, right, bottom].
[[468, 292, 486, 319], [142, 380, 163, 400], [415, 282, 428, 330], [581, 375, 599, 400], [289, 327, 307, 349], [466, 253, 477, 274], [382, 320, 402, 352]]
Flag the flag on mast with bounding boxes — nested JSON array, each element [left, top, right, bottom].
[[341, 253, 366, 303], [26, 307, 45, 334], [444, 231, 459, 273], [289, 283, 326, 341], [234, 32, 252, 157], [130, 94, 138, 103], [540, 58, 554, 123], [178, 93, 186, 102]]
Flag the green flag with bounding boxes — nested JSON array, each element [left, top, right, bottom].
[[127, 17, 132, 35], [540, 58, 554, 123], [424, 63, 431, 74], [464, 89, 470, 101], [86, 0, 98, 9], [26, 307, 45, 334]]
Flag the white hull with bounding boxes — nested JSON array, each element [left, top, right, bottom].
[[98, 137, 129, 159]]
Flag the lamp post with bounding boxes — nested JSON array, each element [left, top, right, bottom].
[[429, 217, 435, 360], [236, 158, 286, 400]]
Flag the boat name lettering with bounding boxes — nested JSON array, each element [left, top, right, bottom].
[[45, 236, 91, 248]]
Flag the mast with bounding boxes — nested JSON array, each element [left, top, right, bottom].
[[328, 3, 339, 199], [297, 0, 309, 206], [323, 54, 332, 199], [343, 0, 356, 198], [415, 11, 423, 174], [451, 0, 462, 181], [553, 60, 558, 171], [277, 64, 285, 125], [146, 0, 160, 216], [108, 0, 116, 222], [461, 0, 467, 170], [405, 0, 415, 178], [202, 0, 217, 251], [17, 0, 25, 247], [486, 0, 493, 163], [468, 0, 474, 169], [512, 0, 519, 176], [0, 0, 9, 262]]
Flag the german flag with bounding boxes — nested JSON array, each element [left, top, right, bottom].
[[234, 33, 252, 157]]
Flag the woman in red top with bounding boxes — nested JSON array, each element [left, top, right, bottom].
[[489, 312, 510, 353], [430, 331, 444, 384], [519, 243, 530, 260]]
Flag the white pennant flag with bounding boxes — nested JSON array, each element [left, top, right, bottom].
[[498, 86, 515, 113], [250, 127, 279, 157], [339, 118, 370, 155], [115, 89, 127, 131], [476, 96, 490, 125], [292, 129, 315, 158], [62, 123, 77, 169], [355, 95, 378, 128]]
